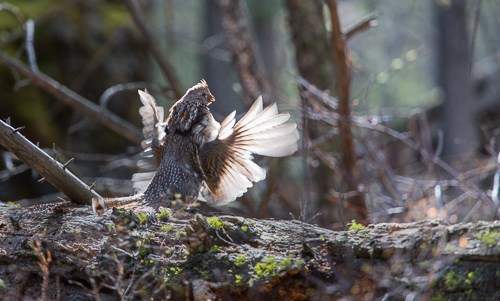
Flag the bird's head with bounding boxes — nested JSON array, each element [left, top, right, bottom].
[[167, 80, 216, 132], [184, 79, 216, 107]]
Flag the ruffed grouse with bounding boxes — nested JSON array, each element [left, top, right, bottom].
[[94, 80, 299, 211]]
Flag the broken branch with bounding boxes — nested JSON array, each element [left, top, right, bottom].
[[0, 119, 101, 205]]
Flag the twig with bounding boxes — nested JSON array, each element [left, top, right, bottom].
[[307, 110, 495, 209], [0, 52, 143, 145], [0, 3, 25, 26], [344, 12, 377, 41], [0, 119, 101, 205], [359, 138, 402, 204], [30, 240, 52, 301], [99, 81, 148, 108], [296, 76, 338, 110], [306, 82, 491, 214], [124, 0, 183, 99], [24, 19, 38, 72], [299, 78, 496, 206]]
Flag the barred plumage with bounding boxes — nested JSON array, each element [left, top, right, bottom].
[[133, 80, 299, 207]]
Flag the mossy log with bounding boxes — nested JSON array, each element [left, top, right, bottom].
[[0, 202, 499, 300]]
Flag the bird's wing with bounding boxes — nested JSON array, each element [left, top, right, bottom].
[[199, 96, 299, 205], [132, 90, 167, 193]]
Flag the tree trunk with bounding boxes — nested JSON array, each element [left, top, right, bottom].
[[284, 0, 336, 224], [435, 0, 477, 160], [285, 0, 367, 224]]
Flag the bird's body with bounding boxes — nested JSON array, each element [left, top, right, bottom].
[[92, 80, 299, 213], [142, 133, 203, 204]]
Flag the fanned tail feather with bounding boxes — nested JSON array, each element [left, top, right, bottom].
[[201, 96, 299, 205], [231, 97, 299, 157]]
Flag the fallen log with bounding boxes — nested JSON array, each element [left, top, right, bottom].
[[0, 202, 499, 300]]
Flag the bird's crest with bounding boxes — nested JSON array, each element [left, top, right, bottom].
[[186, 79, 209, 95]]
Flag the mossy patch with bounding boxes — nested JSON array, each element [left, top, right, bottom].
[[476, 228, 499, 248], [250, 256, 304, 284], [160, 224, 174, 232], [349, 220, 365, 232], [156, 207, 172, 221], [234, 254, 248, 267], [206, 216, 224, 229]]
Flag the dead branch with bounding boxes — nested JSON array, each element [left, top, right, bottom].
[[0, 52, 143, 145], [307, 110, 496, 214], [0, 119, 101, 205], [344, 12, 378, 41], [215, 0, 267, 105], [299, 76, 498, 218], [124, 0, 183, 99], [326, 0, 367, 221]]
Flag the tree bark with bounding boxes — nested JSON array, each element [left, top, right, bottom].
[[215, 0, 267, 106], [326, 0, 367, 221], [0, 120, 100, 205], [286, 0, 368, 224], [285, 0, 336, 224], [1, 202, 498, 300], [435, 0, 477, 159]]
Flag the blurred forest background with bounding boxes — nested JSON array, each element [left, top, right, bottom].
[[1, 0, 500, 229]]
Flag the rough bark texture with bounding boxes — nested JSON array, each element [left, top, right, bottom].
[[285, 0, 335, 90], [1, 202, 499, 300], [0, 120, 100, 205]]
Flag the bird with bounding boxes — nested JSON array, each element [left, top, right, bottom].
[[93, 80, 299, 212]]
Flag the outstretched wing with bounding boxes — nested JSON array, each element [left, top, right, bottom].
[[199, 96, 299, 205], [132, 90, 167, 193]]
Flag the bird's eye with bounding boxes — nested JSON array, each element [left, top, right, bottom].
[[201, 93, 207, 97]]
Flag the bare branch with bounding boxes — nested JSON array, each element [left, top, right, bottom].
[[99, 82, 148, 108], [0, 52, 143, 145], [307, 110, 496, 210], [124, 0, 183, 99], [296, 76, 338, 110], [0, 119, 101, 205], [344, 12, 377, 41], [24, 19, 38, 72]]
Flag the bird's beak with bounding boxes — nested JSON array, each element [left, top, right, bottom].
[[209, 96, 216, 103]]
